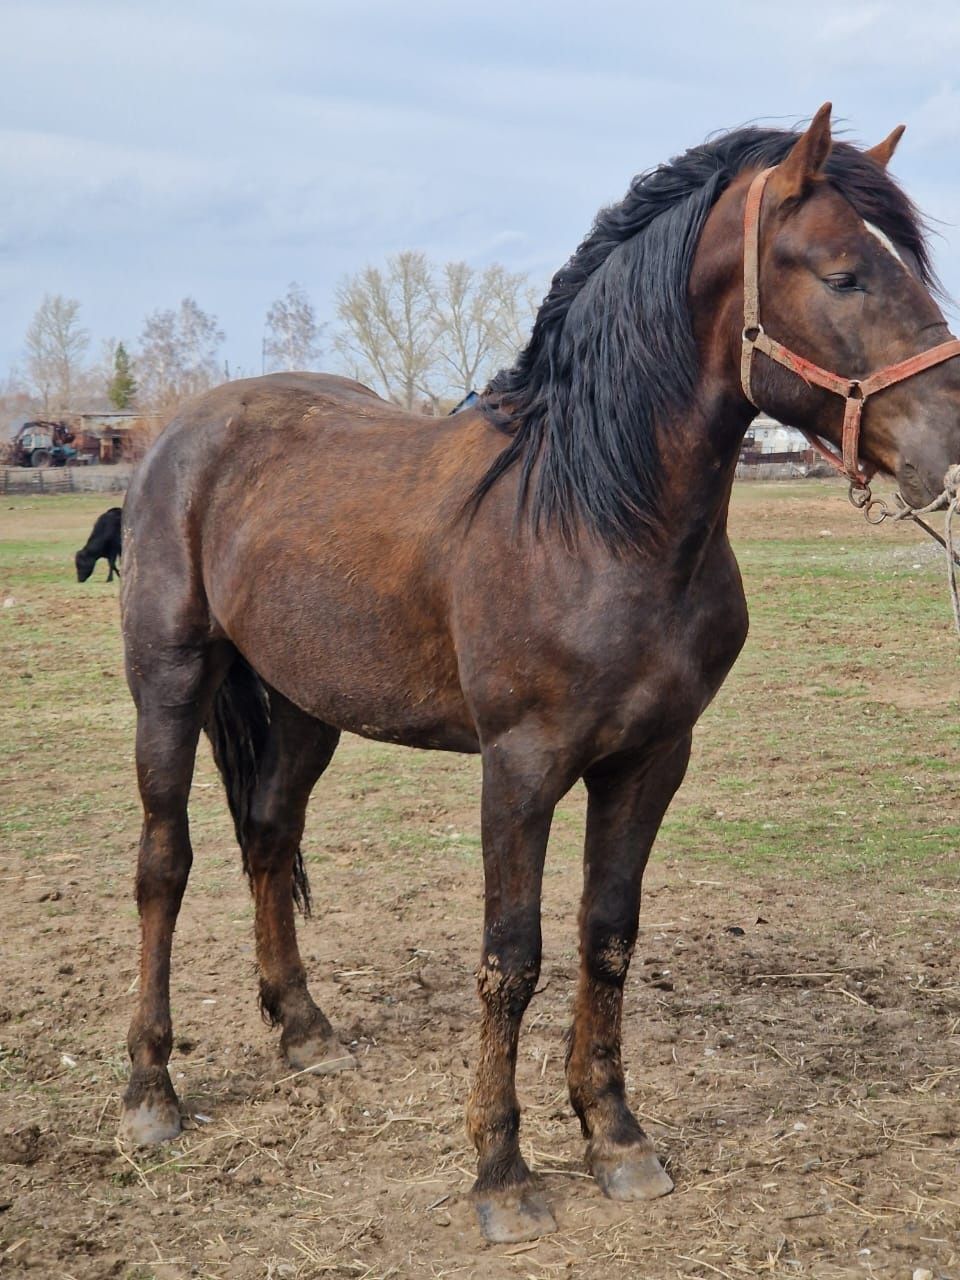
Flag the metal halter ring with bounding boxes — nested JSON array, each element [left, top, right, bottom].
[[864, 498, 890, 524], [848, 482, 890, 523]]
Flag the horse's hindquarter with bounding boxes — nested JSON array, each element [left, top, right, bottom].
[[199, 381, 482, 748]]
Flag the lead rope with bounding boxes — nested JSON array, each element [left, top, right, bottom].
[[850, 463, 960, 637]]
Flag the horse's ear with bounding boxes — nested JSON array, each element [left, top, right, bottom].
[[768, 102, 833, 205], [865, 124, 905, 169]]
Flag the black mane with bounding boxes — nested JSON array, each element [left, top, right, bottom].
[[474, 126, 935, 550]]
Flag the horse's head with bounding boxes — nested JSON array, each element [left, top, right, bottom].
[[697, 104, 960, 506], [75, 549, 94, 582]]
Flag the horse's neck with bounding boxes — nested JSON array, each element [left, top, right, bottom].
[[654, 392, 753, 564]]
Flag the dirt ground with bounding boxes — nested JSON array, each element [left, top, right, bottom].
[[1, 484, 958, 1279]]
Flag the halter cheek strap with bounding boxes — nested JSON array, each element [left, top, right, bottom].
[[740, 166, 960, 488]]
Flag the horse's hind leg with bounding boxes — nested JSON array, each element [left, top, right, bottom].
[[566, 735, 691, 1200], [244, 692, 353, 1072], [120, 645, 225, 1145]]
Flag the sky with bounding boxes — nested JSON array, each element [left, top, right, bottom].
[[2, 0, 960, 384]]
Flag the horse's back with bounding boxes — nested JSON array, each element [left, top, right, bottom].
[[132, 372, 477, 486], [134, 374, 402, 475]]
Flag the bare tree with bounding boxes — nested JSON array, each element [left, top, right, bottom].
[[137, 298, 225, 410], [432, 262, 538, 397], [64, 338, 124, 413], [489, 273, 541, 373], [334, 251, 440, 411], [264, 282, 323, 372], [0, 368, 40, 445], [334, 254, 540, 410], [23, 295, 89, 412]]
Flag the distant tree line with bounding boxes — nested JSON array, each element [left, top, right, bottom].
[[4, 259, 538, 423]]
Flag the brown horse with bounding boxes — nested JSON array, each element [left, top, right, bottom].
[[118, 105, 960, 1242]]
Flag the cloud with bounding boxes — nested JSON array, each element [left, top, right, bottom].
[[905, 84, 960, 150], [1, 0, 959, 374], [819, 3, 891, 40]]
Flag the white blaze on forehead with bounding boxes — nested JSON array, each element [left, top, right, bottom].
[[864, 220, 905, 266]]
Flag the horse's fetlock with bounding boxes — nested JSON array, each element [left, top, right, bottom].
[[567, 1078, 591, 1129], [586, 1111, 648, 1163], [259, 974, 320, 1035], [470, 1105, 522, 1158], [127, 1020, 173, 1064], [574, 1082, 642, 1152], [258, 978, 288, 1028], [474, 1143, 530, 1193]]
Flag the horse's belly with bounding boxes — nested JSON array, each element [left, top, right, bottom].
[[212, 572, 478, 750], [292, 676, 481, 753], [255, 646, 478, 752]]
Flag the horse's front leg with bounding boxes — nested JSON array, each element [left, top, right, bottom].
[[567, 734, 691, 1200], [467, 742, 567, 1243]]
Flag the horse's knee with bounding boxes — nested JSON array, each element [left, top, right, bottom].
[[581, 910, 638, 986], [478, 913, 542, 1017]]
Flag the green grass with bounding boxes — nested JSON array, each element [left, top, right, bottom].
[[0, 486, 957, 888]]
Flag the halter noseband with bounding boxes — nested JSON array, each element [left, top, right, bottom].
[[740, 166, 960, 488]]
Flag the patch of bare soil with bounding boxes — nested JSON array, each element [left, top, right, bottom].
[[2, 844, 958, 1279]]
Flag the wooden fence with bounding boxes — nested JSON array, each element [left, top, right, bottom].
[[1, 467, 130, 496]]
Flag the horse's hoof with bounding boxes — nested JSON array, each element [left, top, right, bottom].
[[119, 1069, 182, 1146], [473, 1185, 557, 1243], [119, 1099, 182, 1146], [283, 1034, 357, 1075], [590, 1146, 674, 1201]]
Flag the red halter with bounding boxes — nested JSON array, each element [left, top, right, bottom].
[[740, 166, 960, 487]]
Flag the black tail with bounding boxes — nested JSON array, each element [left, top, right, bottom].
[[203, 655, 311, 914]]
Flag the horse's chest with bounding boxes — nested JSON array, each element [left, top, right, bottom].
[[607, 574, 749, 739], [684, 580, 748, 690], [667, 605, 744, 714]]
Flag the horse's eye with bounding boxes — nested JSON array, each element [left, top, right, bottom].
[[824, 272, 859, 292]]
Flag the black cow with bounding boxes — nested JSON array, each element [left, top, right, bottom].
[[75, 507, 122, 582]]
